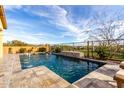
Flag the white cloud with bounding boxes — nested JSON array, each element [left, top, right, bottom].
[[29, 6, 91, 42], [4, 5, 23, 12], [4, 5, 92, 43], [4, 18, 64, 44], [4, 32, 39, 44], [4, 30, 57, 44], [4, 5, 124, 44], [3, 17, 57, 44]]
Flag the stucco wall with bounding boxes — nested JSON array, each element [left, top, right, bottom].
[[0, 19, 3, 63], [3, 45, 51, 55]]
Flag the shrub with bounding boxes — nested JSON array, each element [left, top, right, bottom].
[[27, 47, 33, 53], [54, 47, 61, 53], [18, 48, 26, 53], [8, 47, 12, 54], [95, 45, 109, 60], [121, 49, 124, 59], [37, 47, 46, 52]]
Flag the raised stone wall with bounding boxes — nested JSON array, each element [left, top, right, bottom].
[[61, 51, 80, 58]]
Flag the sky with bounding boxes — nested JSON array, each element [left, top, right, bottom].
[[3, 5, 124, 44]]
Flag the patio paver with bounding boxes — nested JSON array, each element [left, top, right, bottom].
[[73, 62, 121, 88], [1, 54, 74, 88], [9, 66, 72, 88]]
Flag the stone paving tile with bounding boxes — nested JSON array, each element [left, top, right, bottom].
[[74, 78, 114, 88], [9, 66, 71, 88], [0, 76, 6, 88], [0, 64, 5, 77], [73, 62, 120, 88], [96, 63, 120, 77], [66, 85, 77, 88]]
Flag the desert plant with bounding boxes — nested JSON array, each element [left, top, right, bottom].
[[121, 49, 124, 59], [37, 47, 46, 52], [8, 47, 12, 54], [18, 48, 26, 53], [27, 47, 33, 53], [95, 45, 109, 60], [54, 47, 61, 53]]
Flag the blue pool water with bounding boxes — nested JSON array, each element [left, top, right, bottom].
[[20, 54, 105, 83]]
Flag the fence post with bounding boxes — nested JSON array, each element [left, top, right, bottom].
[[91, 41, 94, 58], [87, 41, 89, 58], [73, 42, 74, 52], [60, 44, 62, 51]]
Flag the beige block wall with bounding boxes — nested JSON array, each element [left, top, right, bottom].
[[3, 45, 51, 55]]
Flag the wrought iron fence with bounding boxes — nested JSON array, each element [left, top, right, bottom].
[[52, 39, 124, 61]]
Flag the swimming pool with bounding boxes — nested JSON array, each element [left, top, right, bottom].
[[20, 54, 105, 83]]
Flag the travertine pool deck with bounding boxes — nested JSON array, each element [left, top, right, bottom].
[[10, 66, 74, 88], [73, 62, 121, 88], [0, 54, 75, 88], [0, 54, 122, 88]]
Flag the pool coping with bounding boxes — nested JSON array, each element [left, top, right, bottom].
[[2, 54, 77, 88], [19, 53, 79, 86], [52, 53, 107, 64], [72, 62, 117, 84], [2, 53, 120, 88], [52, 53, 121, 87], [72, 62, 120, 88], [17, 54, 78, 88], [19, 53, 119, 87]]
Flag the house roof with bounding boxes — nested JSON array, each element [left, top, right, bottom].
[[0, 5, 7, 29]]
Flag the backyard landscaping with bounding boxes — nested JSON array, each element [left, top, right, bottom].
[[52, 39, 124, 62]]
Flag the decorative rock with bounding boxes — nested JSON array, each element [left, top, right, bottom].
[[120, 61, 124, 69]]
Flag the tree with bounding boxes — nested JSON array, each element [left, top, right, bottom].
[[18, 48, 26, 53], [88, 10, 124, 58], [89, 11, 124, 42], [4, 40, 29, 46], [54, 47, 62, 53]]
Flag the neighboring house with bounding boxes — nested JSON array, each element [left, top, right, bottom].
[[0, 6, 7, 63]]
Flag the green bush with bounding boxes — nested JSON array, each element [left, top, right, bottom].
[[95, 46, 109, 60], [54, 47, 61, 53], [121, 50, 124, 59], [18, 48, 26, 53], [37, 47, 46, 52], [27, 47, 33, 53], [8, 47, 12, 54]]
